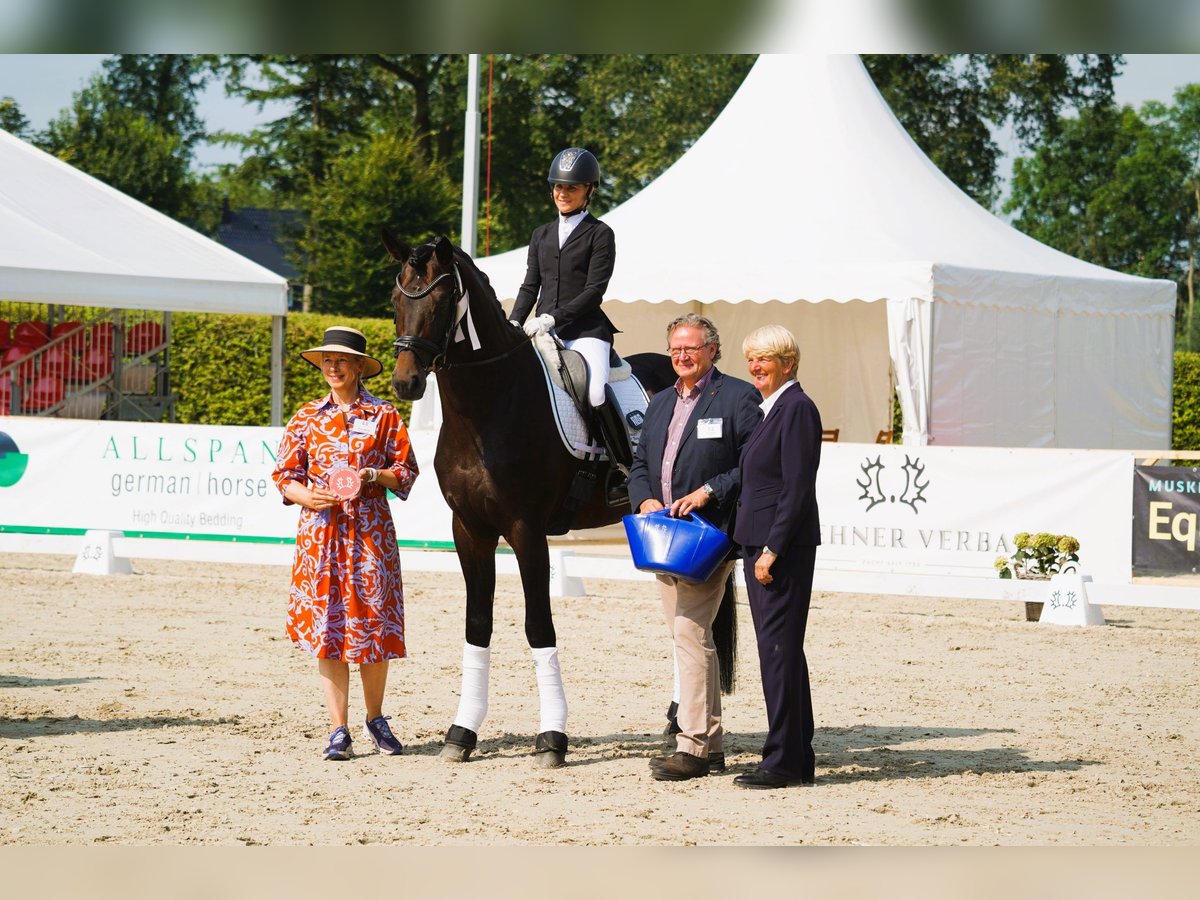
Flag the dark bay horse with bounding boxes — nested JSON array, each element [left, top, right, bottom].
[[384, 232, 735, 767]]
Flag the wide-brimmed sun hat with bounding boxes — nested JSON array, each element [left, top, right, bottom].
[[300, 326, 383, 379]]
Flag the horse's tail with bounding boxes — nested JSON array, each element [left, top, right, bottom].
[[714, 568, 737, 694]]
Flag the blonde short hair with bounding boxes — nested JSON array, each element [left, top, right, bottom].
[[742, 325, 799, 379]]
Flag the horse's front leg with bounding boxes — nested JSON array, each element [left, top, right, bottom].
[[440, 513, 498, 763], [508, 521, 568, 768]]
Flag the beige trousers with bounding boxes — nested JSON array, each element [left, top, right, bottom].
[[657, 559, 734, 758]]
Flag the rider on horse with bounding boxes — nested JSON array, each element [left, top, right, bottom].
[[508, 148, 632, 494]]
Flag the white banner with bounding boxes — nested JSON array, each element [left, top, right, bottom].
[[815, 444, 1133, 582], [0, 417, 452, 548], [1, 418, 1135, 582]]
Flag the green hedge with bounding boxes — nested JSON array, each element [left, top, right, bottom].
[[1174, 351, 1200, 451], [172, 312, 409, 425]]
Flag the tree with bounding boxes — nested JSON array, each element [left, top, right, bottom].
[[1162, 85, 1200, 349], [1004, 98, 1194, 330], [302, 130, 458, 317], [863, 55, 1121, 210], [39, 75, 197, 223], [99, 55, 209, 154], [0, 96, 29, 138], [472, 55, 751, 253], [36, 55, 211, 227]]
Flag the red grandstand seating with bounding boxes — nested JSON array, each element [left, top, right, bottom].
[[0, 376, 16, 414], [127, 320, 166, 354], [13, 321, 50, 346], [39, 346, 79, 381], [0, 320, 10, 352], [79, 347, 113, 382], [51, 321, 86, 353], [2, 343, 38, 385], [22, 375, 65, 413], [89, 321, 114, 351]]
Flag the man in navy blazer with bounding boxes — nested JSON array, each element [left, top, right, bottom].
[[732, 325, 823, 788], [628, 314, 761, 781]]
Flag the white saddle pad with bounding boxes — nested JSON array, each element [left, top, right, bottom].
[[529, 340, 649, 462]]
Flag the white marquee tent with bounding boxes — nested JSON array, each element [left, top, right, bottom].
[[0, 128, 291, 422], [471, 54, 1177, 448]]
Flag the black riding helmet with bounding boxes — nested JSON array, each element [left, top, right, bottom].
[[547, 147, 600, 186]]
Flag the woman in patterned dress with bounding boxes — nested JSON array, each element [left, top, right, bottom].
[[272, 326, 419, 761]]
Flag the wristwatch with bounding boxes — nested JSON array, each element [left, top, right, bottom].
[[701, 483, 715, 498], [761, 546, 777, 557]]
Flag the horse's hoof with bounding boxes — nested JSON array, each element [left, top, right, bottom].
[[439, 724, 477, 763], [532, 730, 568, 768]]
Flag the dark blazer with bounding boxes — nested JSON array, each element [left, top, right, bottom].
[[732, 382, 822, 552], [627, 368, 762, 535], [511, 213, 619, 343]]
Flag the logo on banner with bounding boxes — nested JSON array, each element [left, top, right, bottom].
[[856, 454, 929, 513], [0, 432, 29, 487], [1047, 587, 1079, 610], [1133, 465, 1199, 573]]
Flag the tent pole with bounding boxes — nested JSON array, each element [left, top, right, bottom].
[[460, 53, 482, 257], [270, 314, 285, 426]]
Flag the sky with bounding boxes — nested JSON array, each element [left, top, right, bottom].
[[0, 53, 1197, 174]]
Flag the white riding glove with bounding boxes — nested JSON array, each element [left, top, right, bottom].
[[523, 314, 555, 337]]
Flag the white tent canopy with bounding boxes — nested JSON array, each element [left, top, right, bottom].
[[0, 128, 290, 421], [472, 54, 1176, 449]]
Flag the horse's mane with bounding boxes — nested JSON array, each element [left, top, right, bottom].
[[451, 244, 508, 325]]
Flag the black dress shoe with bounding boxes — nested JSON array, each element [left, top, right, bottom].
[[651, 752, 709, 781], [650, 751, 725, 774], [732, 767, 812, 789]]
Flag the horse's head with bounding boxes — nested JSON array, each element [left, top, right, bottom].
[[383, 229, 460, 400]]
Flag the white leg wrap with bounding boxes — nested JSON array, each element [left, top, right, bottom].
[[531, 645, 568, 733], [452, 642, 491, 733]]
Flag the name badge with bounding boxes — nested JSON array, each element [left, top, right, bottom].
[[350, 418, 377, 437], [697, 418, 723, 439]]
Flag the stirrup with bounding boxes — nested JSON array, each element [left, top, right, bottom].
[[605, 468, 629, 507]]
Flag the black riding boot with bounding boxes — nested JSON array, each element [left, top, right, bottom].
[[591, 397, 633, 506], [592, 396, 633, 469]]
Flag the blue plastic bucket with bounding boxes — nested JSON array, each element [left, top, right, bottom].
[[622, 508, 733, 583]]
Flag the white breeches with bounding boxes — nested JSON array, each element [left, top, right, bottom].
[[562, 336, 611, 407]]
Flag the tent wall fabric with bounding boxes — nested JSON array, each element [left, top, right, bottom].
[[470, 54, 1176, 449]]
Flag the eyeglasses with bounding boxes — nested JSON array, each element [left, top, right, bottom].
[[667, 345, 708, 359]]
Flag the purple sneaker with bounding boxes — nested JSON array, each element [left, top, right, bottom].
[[323, 725, 353, 761], [364, 715, 404, 755]]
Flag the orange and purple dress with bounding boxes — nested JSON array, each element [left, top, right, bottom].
[[272, 388, 419, 663]]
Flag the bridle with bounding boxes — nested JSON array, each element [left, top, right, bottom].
[[392, 259, 528, 373], [392, 268, 460, 373]]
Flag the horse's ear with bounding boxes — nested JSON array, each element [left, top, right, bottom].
[[433, 235, 454, 268], [381, 227, 411, 262]]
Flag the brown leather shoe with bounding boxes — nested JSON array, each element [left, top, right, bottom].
[[650, 752, 709, 781], [649, 751, 725, 774]]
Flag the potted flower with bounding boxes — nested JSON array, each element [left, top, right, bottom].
[[995, 532, 1081, 620]]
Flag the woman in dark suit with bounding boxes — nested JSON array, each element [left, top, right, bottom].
[[731, 325, 823, 788]]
